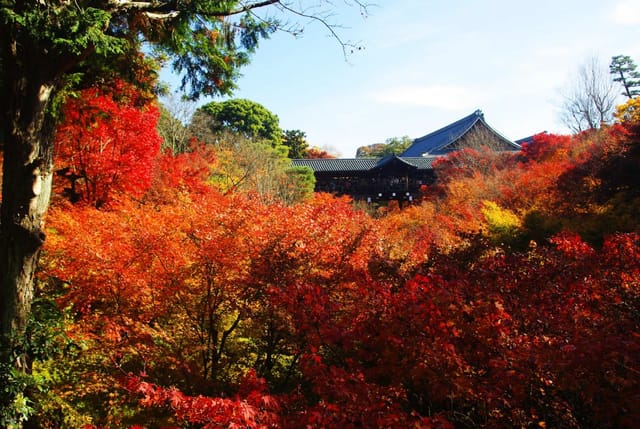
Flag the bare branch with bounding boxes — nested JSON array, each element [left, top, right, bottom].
[[559, 56, 618, 133], [275, 1, 370, 58]]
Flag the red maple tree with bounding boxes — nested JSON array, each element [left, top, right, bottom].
[[54, 80, 162, 207]]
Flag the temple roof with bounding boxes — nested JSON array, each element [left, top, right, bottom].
[[292, 110, 522, 174], [372, 155, 438, 170], [291, 158, 379, 172], [401, 110, 520, 157], [291, 156, 437, 173]]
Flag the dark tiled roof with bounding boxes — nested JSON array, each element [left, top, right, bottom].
[[372, 155, 438, 170], [401, 110, 520, 157], [291, 158, 379, 172], [293, 110, 520, 174], [400, 156, 439, 169], [291, 156, 436, 173]]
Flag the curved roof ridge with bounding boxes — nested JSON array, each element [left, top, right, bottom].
[[373, 154, 417, 169], [414, 109, 483, 144], [401, 110, 484, 157], [401, 110, 522, 156]]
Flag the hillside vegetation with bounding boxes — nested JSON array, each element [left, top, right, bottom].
[[3, 89, 640, 428]]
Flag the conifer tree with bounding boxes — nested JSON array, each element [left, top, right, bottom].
[[610, 54, 640, 98]]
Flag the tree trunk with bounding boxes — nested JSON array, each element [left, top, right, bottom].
[[0, 126, 53, 337], [0, 46, 56, 357]]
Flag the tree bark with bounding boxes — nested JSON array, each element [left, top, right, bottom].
[[0, 40, 56, 354]]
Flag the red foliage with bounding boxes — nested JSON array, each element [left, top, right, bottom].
[[519, 132, 574, 163], [147, 140, 219, 203], [125, 370, 280, 428], [39, 119, 640, 428], [54, 80, 162, 207]]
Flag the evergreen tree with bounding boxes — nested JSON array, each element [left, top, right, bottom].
[[198, 98, 283, 146], [610, 55, 640, 99], [282, 129, 310, 159]]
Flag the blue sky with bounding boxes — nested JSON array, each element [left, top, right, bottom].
[[162, 0, 640, 157]]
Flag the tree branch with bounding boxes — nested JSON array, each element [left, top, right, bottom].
[[275, 1, 368, 58], [108, 0, 282, 19]]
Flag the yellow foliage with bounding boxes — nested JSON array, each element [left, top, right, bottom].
[[481, 200, 524, 246], [481, 200, 521, 232], [615, 98, 640, 123]]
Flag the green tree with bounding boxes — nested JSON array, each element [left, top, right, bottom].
[[198, 98, 283, 146], [280, 165, 316, 204], [357, 136, 413, 157], [0, 0, 366, 371], [382, 135, 413, 156], [610, 54, 640, 99], [205, 131, 287, 197], [282, 129, 309, 158]]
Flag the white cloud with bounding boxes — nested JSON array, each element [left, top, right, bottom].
[[610, 0, 640, 24], [370, 84, 483, 111]]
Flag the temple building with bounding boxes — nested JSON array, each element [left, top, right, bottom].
[[292, 110, 521, 204]]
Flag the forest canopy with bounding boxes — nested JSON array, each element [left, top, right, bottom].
[[1, 3, 639, 426], [2, 85, 639, 426]]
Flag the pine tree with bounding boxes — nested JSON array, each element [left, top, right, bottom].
[[610, 55, 640, 98]]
